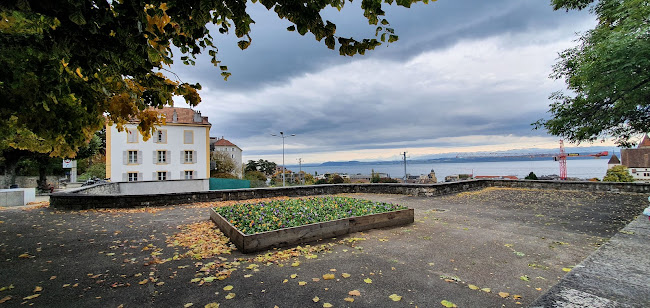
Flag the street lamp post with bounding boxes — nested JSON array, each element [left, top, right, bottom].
[[271, 132, 295, 187]]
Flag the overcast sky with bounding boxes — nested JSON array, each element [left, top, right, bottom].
[[170, 0, 605, 164]]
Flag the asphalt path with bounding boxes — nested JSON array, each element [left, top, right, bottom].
[[0, 187, 646, 307]]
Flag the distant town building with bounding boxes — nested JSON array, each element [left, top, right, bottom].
[[607, 154, 621, 169], [444, 174, 473, 182], [418, 170, 438, 184], [106, 107, 210, 182], [210, 136, 243, 178], [474, 175, 518, 180], [620, 135, 650, 183]]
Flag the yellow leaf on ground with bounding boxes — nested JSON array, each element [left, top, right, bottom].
[[18, 253, 32, 259], [282, 279, 288, 283], [33, 286, 43, 292], [49, 276, 57, 280], [348, 290, 361, 296], [312, 278, 320, 282], [0, 296, 11, 304], [313, 296, 320, 302], [468, 284, 479, 290], [562, 268, 571, 272], [23, 294, 40, 300], [138, 279, 148, 285], [329, 269, 336, 272], [389, 294, 402, 301], [244, 274, 252, 278], [290, 274, 298, 279], [481, 288, 491, 293], [364, 278, 372, 284], [440, 300, 457, 308], [184, 303, 193, 308], [323, 303, 333, 308], [499, 292, 509, 298], [62, 284, 70, 288], [223, 285, 233, 291], [344, 297, 354, 302], [513, 295, 522, 299], [225, 293, 235, 300], [322, 274, 335, 280], [204, 303, 220, 308], [298, 281, 307, 286], [341, 273, 351, 278], [291, 261, 300, 267]]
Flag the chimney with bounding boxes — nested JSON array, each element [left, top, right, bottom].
[[193, 111, 202, 123]]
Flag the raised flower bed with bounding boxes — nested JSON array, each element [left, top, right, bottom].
[[210, 197, 414, 253]]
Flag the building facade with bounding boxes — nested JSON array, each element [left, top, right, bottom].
[[106, 107, 211, 182], [620, 135, 650, 183], [210, 137, 243, 178]]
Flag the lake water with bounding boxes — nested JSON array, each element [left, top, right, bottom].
[[288, 159, 609, 181]]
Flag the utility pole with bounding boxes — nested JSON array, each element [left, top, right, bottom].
[[297, 158, 303, 185], [402, 152, 407, 183], [271, 132, 296, 187]]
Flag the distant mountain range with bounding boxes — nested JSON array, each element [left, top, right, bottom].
[[290, 146, 619, 168]]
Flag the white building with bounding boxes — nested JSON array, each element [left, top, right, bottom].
[[106, 107, 211, 182], [210, 136, 243, 178], [620, 135, 650, 183]]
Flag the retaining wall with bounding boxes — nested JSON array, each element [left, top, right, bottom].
[[50, 180, 650, 210]]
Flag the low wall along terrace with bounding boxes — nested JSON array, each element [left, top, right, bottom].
[[50, 180, 650, 210]]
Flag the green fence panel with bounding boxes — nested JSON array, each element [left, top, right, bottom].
[[209, 178, 251, 190]]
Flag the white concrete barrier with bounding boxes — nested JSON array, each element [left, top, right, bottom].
[[0, 188, 36, 206]]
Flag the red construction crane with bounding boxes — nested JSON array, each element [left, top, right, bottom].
[[553, 140, 608, 180]]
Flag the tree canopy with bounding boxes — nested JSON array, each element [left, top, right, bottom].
[[603, 165, 634, 182], [1, 0, 430, 158], [535, 0, 650, 147]]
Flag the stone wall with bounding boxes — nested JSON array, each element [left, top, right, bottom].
[[50, 180, 650, 210], [1, 176, 61, 189]]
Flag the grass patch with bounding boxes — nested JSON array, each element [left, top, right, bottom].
[[214, 197, 407, 235]]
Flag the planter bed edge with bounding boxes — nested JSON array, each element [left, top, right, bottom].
[[210, 208, 414, 253]]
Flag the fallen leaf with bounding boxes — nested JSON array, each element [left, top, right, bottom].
[[498, 292, 509, 298], [298, 281, 307, 286], [184, 303, 193, 308], [520, 275, 530, 281], [33, 286, 43, 292], [225, 293, 235, 300], [562, 268, 571, 272], [291, 261, 300, 267], [468, 284, 479, 290], [348, 290, 361, 296], [244, 274, 252, 278], [18, 253, 32, 259], [0, 296, 11, 304], [364, 278, 372, 284], [481, 288, 491, 293], [441, 300, 457, 307], [49, 276, 57, 280], [312, 278, 320, 282], [536, 287, 542, 291], [223, 285, 233, 291], [204, 303, 220, 308], [344, 297, 354, 302], [23, 294, 40, 300], [389, 294, 402, 301], [62, 284, 70, 288], [282, 279, 288, 283], [322, 274, 335, 280], [323, 303, 333, 308], [313, 296, 320, 302], [513, 295, 522, 299], [138, 279, 148, 285], [341, 273, 351, 278], [290, 274, 297, 279], [329, 269, 336, 272]]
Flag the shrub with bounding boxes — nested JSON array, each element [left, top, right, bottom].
[[525, 172, 538, 180], [330, 174, 344, 184]]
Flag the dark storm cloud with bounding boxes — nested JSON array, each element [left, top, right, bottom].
[[169, 0, 595, 162]]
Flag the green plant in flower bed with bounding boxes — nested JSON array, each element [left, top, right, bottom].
[[215, 197, 407, 235]]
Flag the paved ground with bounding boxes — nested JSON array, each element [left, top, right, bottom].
[[0, 187, 646, 307]]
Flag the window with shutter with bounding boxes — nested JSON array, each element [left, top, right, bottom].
[[127, 128, 138, 143], [184, 130, 194, 144], [157, 151, 167, 163]]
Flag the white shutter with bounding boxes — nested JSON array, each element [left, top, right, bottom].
[[138, 173, 142, 181], [153, 151, 157, 163], [193, 151, 197, 163], [122, 173, 127, 182], [180, 151, 184, 163], [166, 172, 171, 180], [163, 131, 167, 143], [123, 151, 127, 165], [167, 151, 171, 164], [137, 151, 142, 164]]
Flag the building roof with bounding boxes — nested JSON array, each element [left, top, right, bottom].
[[638, 135, 650, 148], [621, 148, 650, 168], [210, 136, 240, 149], [157, 107, 210, 125], [607, 154, 620, 164]]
